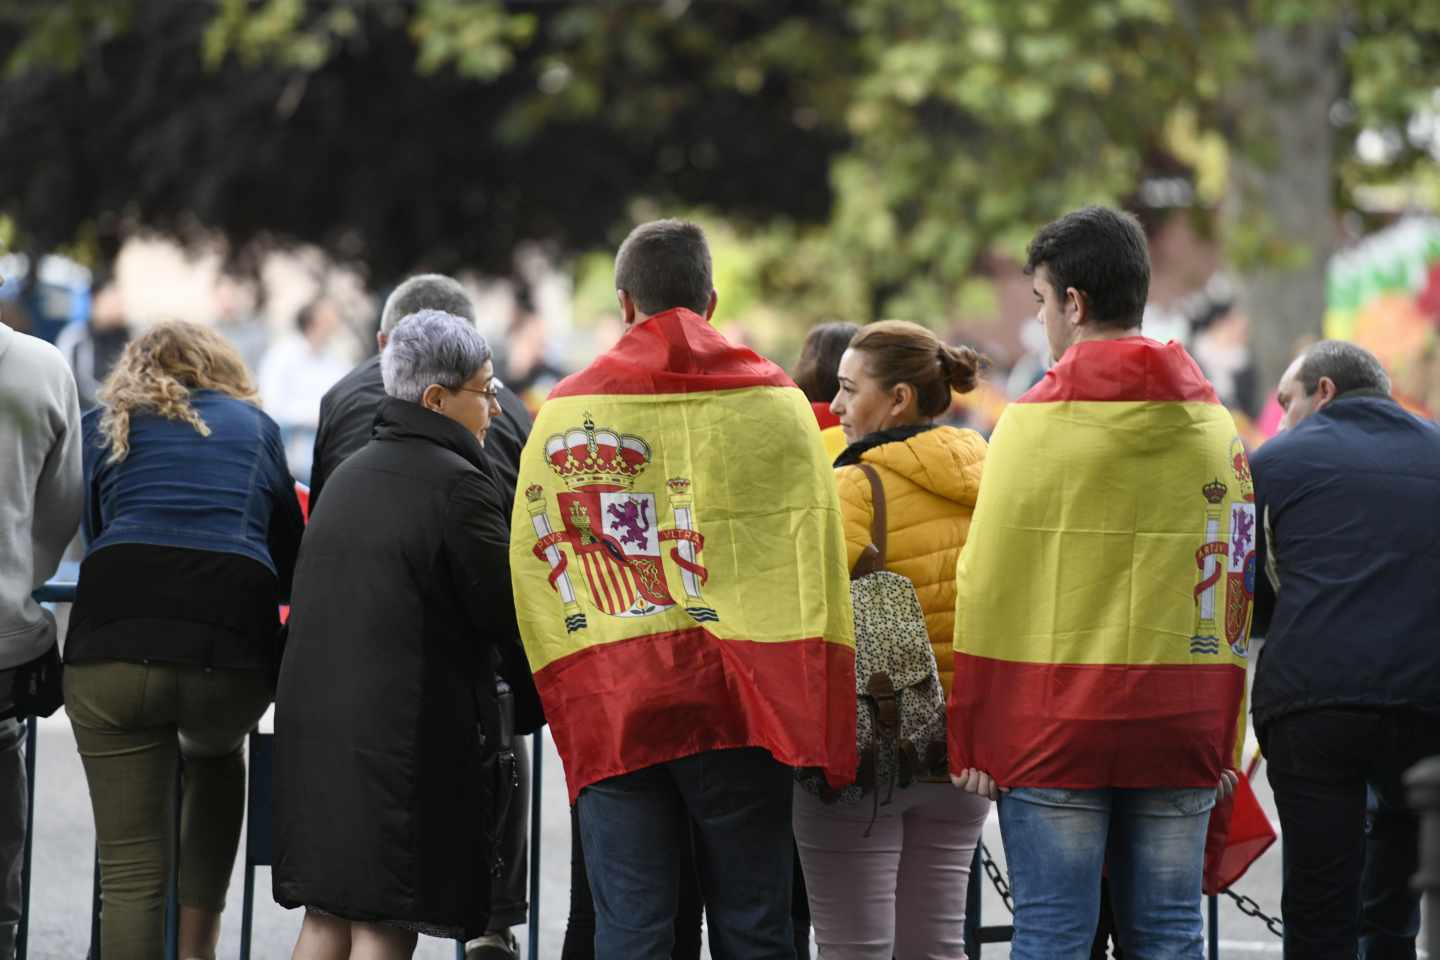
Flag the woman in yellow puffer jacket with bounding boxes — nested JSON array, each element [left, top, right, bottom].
[[794, 319, 992, 960]]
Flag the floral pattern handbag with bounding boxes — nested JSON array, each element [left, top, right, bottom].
[[797, 463, 948, 814]]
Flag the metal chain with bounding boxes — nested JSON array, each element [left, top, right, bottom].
[[1223, 887, 1285, 939], [978, 842, 1015, 915]]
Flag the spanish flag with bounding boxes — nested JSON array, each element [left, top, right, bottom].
[[949, 337, 1251, 790], [511, 308, 857, 801]]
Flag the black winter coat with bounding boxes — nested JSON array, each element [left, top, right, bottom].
[[1250, 392, 1440, 731], [272, 398, 538, 938]]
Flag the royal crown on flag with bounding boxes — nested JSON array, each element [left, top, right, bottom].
[[544, 413, 653, 491], [1202, 477, 1228, 504]]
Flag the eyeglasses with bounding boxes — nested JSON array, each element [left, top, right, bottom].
[[453, 377, 505, 401]]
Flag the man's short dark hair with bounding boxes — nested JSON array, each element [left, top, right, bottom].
[[614, 219, 713, 316], [1296, 340, 1391, 397], [1024, 206, 1151, 329], [381, 274, 476, 334]]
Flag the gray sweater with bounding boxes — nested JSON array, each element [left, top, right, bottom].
[[0, 321, 83, 671]]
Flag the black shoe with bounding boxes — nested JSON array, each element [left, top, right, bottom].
[[465, 930, 519, 960]]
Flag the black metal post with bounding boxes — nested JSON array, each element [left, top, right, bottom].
[[89, 855, 101, 960], [16, 717, 37, 960], [1207, 893, 1219, 960], [1405, 755, 1440, 960], [240, 861, 254, 960], [964, 846, 983, 958], [163, 766, 180, 960], [527, 731, 543, 960]]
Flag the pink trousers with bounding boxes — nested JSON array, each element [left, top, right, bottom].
[[793, 782, 992, 960]]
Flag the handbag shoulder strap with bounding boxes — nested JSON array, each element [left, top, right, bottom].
[[856, 462, 888, 570]]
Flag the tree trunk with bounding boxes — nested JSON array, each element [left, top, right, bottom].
[[1223, 15, 1342, 411]]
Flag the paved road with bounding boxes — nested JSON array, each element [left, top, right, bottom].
[[20, 662, 1424, 958]]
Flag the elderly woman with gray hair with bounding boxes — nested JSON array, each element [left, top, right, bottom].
[[272, 310, 538, 960]]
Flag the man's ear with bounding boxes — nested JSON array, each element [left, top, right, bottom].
[[704, 289, 718, 322], [1314, 375, 1339, 410], [376, 331, 388, 352], [1066, 286, 1087, 328], [617, 289, 639, 327]]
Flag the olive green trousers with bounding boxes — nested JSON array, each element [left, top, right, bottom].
[[64, 661, 270, 960]]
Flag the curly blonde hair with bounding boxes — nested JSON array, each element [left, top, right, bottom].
[[97, 320, 258, 463]]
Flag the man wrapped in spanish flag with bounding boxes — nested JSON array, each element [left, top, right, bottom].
[[949, 207, 1252, 958], [509, 220, 856, 958]]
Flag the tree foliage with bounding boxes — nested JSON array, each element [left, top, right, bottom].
[[0, 0, 848, 280], [1, 0, 1438, 346]]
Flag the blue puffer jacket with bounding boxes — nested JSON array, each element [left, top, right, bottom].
[[82, 390, 300, 576], [1250, 392, 1440, 730]]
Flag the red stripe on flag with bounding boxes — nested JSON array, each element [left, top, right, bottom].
[[578, 554, 598, 612], [947, 653, 1244, 789], [583, 553, 617, 615], [535, 628, 857, 802], [1018, 338, 1220, 405], [601, 555, 629, 611], [548, 308, 797, 398], [618, 563, 637, 608]]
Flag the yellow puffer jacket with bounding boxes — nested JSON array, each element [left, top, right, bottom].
[[835, 425, 986, 696]]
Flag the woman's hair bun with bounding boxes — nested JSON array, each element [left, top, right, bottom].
[[939, 343, 986, 394]]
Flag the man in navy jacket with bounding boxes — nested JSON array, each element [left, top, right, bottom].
[[1251, 340, 1440, 959]]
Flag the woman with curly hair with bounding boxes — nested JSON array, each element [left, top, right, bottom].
[[65, 320, 304, 960]]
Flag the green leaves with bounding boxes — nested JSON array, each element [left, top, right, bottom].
[[202, 0, 334, 71], [411, 0, 535, 80], [3, 0, 135, 76]]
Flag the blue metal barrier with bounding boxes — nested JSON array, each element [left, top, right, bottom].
[[30, 580, 76, 604], [19, 580, 175, 960], [236, 722, 548, 958], [14, 580, 75, 960], [24, 576, 542, 959], [239, 731, 271, 960]]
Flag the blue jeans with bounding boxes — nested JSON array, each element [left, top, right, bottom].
[[999, 786, 1215, 960], [576, 747, 794, 960]]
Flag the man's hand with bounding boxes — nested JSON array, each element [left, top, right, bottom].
[[1217, 768, 1238, 802], [951, 768, 1002, 801]]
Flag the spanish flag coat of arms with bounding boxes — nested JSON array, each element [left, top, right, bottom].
[[510, 308, 858, 800], [950, 337, 1252, 790]]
